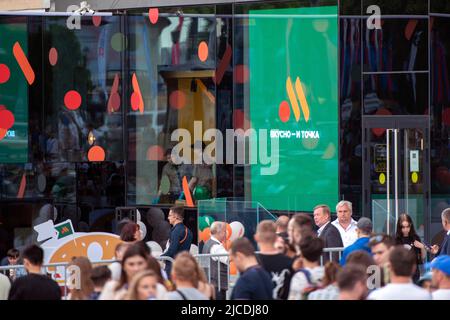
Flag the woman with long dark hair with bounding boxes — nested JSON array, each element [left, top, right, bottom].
[[395, 213, 427, 283]]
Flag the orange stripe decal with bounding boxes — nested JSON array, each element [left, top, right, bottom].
[[294, 77, 310, 122], [182, 176, 194, 207], [196, 79, 215, 104], [17, 173, 26, 198], [131, 73, 144, 114], [13, 42, 35, 85], [214, 44, 232, 85], [286, 77, 300, 121]]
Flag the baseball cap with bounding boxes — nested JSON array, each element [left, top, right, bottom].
[[425, 255, 450, 276], [357, 217, 373, 234], [418, 271, 432, 286]]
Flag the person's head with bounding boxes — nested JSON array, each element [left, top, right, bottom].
[[288, 213, 314, 248], [427, 255, 450, 289], [146, 255, 165, 285], [275, 215, 289, 233], [91, 266, 112, 290], [368, 234, 395, 266], [68, 256, 94, 300], [230, 238, 257, 273], [388, 246, 416, 279], [346, 250, 376, 270], [396, 213, 418, 239], [22, 245, 44, 272], [418, 272, 433, 292], [210, 221, 227, 243], [274, 233, 289, 255], [337, 264, 368, 300], [168, 206, 184, 226], [115, 242, 131, 261], [118, 244, 150, 289], [336, 200, 353, 225], [313, 204, 331, 228], [171, 252, 200, 288], [441, 208, 450, 231], [299, 235, 324, 264], [255, 220, 277, 246], [165, 148, 175, 164], [7, 248, 20, 265], [120, 222, 141, 242], [322, 261, 341, 287], [356, 217, 373, 238], [126, 270, 158, 300]]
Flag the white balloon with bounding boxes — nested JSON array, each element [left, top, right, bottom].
[[138, 221, 147, 239], [229, 221, 245, 242], [146, 241, 162, 254], [87, 242, 103, 261], [190, 244, 198, 255]]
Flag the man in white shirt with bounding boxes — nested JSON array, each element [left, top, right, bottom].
[[368, 246, 431, 300], [331, 200, 358, 247], [427, 255, 450, 300], [201, 221, 229, 300]]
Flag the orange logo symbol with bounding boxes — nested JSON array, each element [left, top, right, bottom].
[[278, 76, 310, 123]]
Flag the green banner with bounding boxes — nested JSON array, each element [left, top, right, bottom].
[[249, 6, 339, 211]]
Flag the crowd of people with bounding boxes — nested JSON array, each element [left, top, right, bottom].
[[0, 202, 449, 300]]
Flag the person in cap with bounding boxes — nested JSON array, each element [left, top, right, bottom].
[[339, 217, 373, 266], [427, 255, 450, 300], [417, 271, 433, 292]]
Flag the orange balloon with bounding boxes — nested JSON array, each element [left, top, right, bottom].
[[200, 227, 211, 242], [226, 223, 232, 240], [229, 261, 237, 275], [223, 239, 231, 250]]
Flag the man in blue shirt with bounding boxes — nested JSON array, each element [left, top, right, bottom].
[[340, 217, 373, 265], [161, 206, 193, 276], [230, 238, 273, 300]]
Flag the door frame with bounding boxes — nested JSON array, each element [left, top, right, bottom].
[[362, 115, 431, 242]]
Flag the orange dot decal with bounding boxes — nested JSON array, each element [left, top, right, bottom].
[[130, 92, 140, 111], [234, 64, 249, 84], [92, 15, 102, 27], [108, 73, 121, 113], [49, 48, 58, 66], [0, 64, 10, 84], [169, 90, 186, 110], [13, 42, 35, 85], [278, 101, 290, 122], [146, 145, 164, 160], [64, 90, 82, 110], [0, 109, 15, 130], [88, 146, 106, 162], [149, 8, 159, 24], [131, 73, 144, 114], [198, 41, 208, 62]]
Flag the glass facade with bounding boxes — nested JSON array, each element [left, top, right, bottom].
[[1, 0, 450, 257]]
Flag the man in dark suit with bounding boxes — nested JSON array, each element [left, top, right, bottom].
[[431, 208, 450, 256], [314, 204, 343, 262]]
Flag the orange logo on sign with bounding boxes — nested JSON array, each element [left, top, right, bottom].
[[278, 76, 310, 123]]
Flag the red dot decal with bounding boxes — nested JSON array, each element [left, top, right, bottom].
[[234, 64, 249, 84], [278, 101, 291, 123], [0, 64, 10, 84], [149, 8, 159, 24], [147, 145, 164, 160], [0, 110, 15, 129], [92, 15, 102, 27], [88, 146, 106, 162], [169, 90, 186, 110], [198, 41, 209, 62], [131, 92, 140, 111], [49, 48, 58, 66], [64, 90, 82, 110]]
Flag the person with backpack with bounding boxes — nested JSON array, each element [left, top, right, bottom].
[[288, 235, 325, 300]]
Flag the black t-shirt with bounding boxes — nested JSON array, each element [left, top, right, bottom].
[[256, 253, 293, 300], [230, 265, 273, 300], [8, 273, 61, 300], [397, 235, 422, 265]]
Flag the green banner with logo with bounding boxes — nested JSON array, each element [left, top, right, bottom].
[[249, 5, 339, 211]]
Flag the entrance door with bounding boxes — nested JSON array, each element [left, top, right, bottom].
[[363, 116, 430, 242]]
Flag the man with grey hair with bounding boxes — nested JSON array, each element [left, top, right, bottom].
[[201, 221, 229, 300], [431, 208, 450, 256], [331, 200, 358, 247]]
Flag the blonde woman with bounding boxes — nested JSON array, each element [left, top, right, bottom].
[[125, 270, 159, 300]]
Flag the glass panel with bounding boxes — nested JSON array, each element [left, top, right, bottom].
[[363, 73, 428, 115], [362, 18, 428, 73], [363, 0, 428, 15]]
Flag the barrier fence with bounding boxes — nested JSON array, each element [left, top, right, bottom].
[[0, 248, 344, 299]]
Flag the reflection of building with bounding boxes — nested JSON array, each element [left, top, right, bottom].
[[0, 1, 450, 257]]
